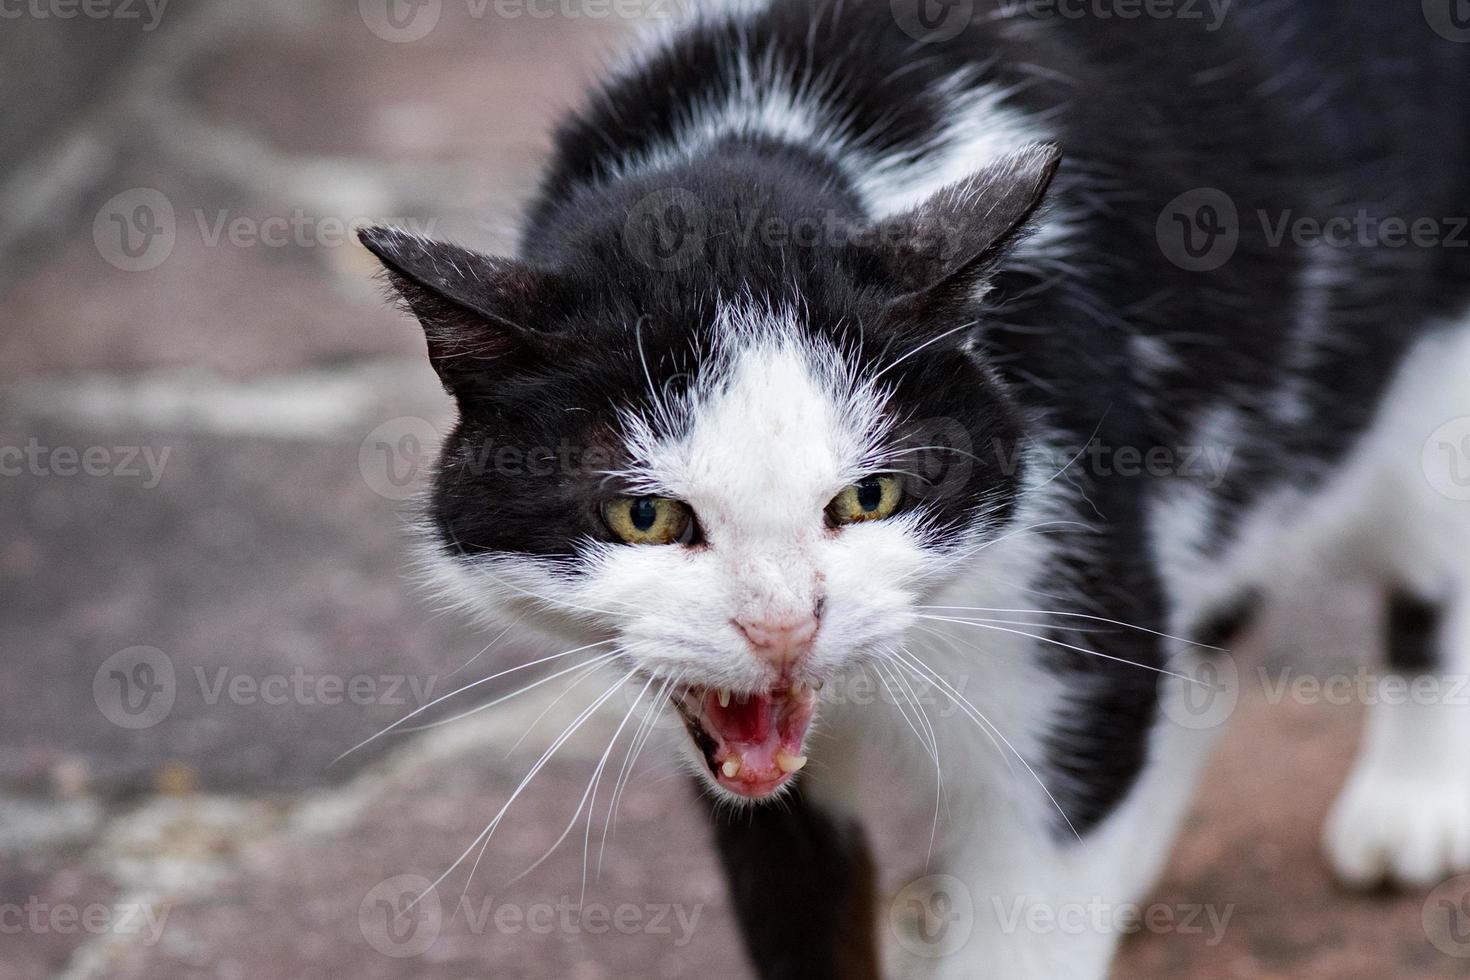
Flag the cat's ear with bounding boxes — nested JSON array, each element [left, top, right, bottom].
[[870, 143, 1061, 317], [358, 226, 556, 392]]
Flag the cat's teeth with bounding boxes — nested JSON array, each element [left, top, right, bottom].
[[720, 759, 741, 779], [717, 688, 731, 708], [789, 681, 815, 702], [774, 750, 808, 774]]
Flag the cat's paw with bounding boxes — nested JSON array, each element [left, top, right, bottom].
[[1324, 768, 1470, 889]]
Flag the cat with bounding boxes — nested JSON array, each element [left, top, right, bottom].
[[359, 1, 1470, 976]]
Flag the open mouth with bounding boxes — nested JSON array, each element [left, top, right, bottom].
[[673, 683, 817, 798]]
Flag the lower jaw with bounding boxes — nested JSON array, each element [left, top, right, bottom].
[[674, 684, 816, 800]]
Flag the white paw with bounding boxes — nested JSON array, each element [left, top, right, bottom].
[[1325, 769, 1470, 889]]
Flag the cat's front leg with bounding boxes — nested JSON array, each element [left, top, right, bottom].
[[888, 841, 1131, 980], [706, 782, 882, 980]]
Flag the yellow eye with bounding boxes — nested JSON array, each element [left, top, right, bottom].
[[827, 476, 902, 526], [604, 496, 694, 545]]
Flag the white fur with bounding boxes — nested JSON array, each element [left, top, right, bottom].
[[414, 273, 1470, 980], [584, 305, 938, 699], [414, 9, 1470, 970], [421, 303, 971, 806], [874, 314, 1470, 976], [1304, 321, 1470, 888], [1325, 665, 1470, 888], [1149, 313, 1470, 897]]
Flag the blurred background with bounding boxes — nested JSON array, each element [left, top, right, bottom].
[[1, 1, 1465, 977]]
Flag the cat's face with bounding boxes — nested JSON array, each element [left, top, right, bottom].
[[361, 144, 1058, 802]]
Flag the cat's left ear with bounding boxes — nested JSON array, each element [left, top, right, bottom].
[[869, 143, 1061, 317], [357, 226, 558, 394]]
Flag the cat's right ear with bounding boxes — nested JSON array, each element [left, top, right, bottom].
[[358, 226, 555, 393]]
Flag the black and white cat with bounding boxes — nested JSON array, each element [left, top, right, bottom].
[[360, 1, 1470, 975]]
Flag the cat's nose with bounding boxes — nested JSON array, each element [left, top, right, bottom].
[[734, 613, 819, 669]]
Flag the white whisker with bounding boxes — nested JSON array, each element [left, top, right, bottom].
[[891, 647, 1082, 843], [917, 605, 1227, 651], [917, 615, 1207, 684], [404, 668, 637, 917], [599, 672, 679, 876], [874, 657, 944, 867], [506, 674, 655, 898], [330, 639, 617, 765]]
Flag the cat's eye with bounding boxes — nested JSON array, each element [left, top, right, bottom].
[[827, 476, 902, 526], [604, 496, 695, 545]]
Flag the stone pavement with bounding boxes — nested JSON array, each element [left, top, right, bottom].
[[1, 2, 1465, 977]]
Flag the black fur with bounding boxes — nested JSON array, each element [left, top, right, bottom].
[[706, 785, 881, 980], [1193, 590, 1262, 653], [360, 140, 1052, 561], [359, 0, 1470, 970], [1385, 592, 1442, 674]]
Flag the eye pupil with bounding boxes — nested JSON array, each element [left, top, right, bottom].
[[630, 497, 659, 531], [856, 479, 884, 512]]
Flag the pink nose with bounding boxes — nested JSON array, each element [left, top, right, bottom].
[[734, 614, 819, 668]]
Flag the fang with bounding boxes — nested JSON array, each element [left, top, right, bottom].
[[774, 750, 808, 774]]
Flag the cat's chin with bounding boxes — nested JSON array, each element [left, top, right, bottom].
[[673, 682, 818, 800]]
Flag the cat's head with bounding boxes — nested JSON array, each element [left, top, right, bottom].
[[360, 143, 1059, 803]]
